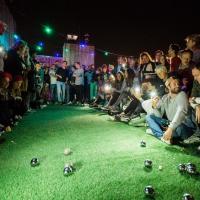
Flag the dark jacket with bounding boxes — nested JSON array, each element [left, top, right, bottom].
[[191, 80, 200, 97], [4, 49, 25, 76]]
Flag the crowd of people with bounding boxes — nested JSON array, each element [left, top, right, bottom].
[[0, 33, 200, 146]]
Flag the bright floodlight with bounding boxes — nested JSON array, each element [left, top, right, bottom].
[[67, 34, 78, 41]]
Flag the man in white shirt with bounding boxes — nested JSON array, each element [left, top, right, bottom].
[[146, 77, 196, 144]]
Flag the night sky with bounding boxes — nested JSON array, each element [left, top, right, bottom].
[[5, 0, 200, 65]]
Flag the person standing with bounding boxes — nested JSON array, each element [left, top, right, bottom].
[[49, 64, 57, 103], [56, 61, 68, 104], [72, 62, 84, 104]]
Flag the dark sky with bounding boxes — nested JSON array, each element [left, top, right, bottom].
[[5, 0, 200, 65]]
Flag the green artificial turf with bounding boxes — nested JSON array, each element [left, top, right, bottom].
[[0, 105, 200, 200]]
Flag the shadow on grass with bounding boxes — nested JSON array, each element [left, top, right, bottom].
[[165, 144, 200, 158], [143, 167, 153, 173], [98, 113, 108, 116], [73, 161, 83, 172], [179, 171, 200, 181]]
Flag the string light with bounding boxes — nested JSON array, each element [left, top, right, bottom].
[[43, 25, 53, 35], [36, 46, 43, 51], [13, 34, 20, 40], [38, 41, 44, 47]]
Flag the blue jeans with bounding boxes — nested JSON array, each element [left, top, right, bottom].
[[65, 83, 70, 103], [57, 81, 66, 102], [146, 114, 195, 141], [50, 84, 57, 102]]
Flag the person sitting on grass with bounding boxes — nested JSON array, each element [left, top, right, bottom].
[[113, 65, 168, 123], [190, 63, 200, 121], [142, 65, 168, 118], [103, 71, 124, 110], [188, 63, 200, 140], [113, 79, 158, 122], [146, 76, 196, 145], [108, 68, 135, 114]]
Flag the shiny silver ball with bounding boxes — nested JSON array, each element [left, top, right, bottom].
[[30, 158, 40, 167], [63, 164, 74, 176], [182, 193, 194, 200], [144, 185, 155, 197], [186, 163, 197, 175], [178, 164, 186, 173], [144, 159, 152, 168], [140, 140, 146, 147]]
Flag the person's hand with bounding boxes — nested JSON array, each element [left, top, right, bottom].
[[163, 127, 173, 141], [196, 105, 200, 123], [56, 75, 62, 79], [189, 97, 193, 103], [152, 96, 160, 108]]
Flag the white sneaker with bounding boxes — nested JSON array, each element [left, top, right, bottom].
[[161, 137, 171, 145], [40, 105, 47, 109], [146, 128, 154, 135], [183, 134, 200, 144], [67, 101, 72, 105], [27, 108, 32, 112]]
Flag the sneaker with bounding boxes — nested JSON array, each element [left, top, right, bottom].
[[161, 137, 172, 145], [101, 107, 110, 112], [146, 128, 154, 135], [27, 108, 32, 112], [67, 101, 72, 105], [114, 115, 121, 121], [183, 134, 200, 144], [120, 115, 131, 123], [40, 104, 47, 109], [129, 115, 146, 126], [109, 109, 121, 116]]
